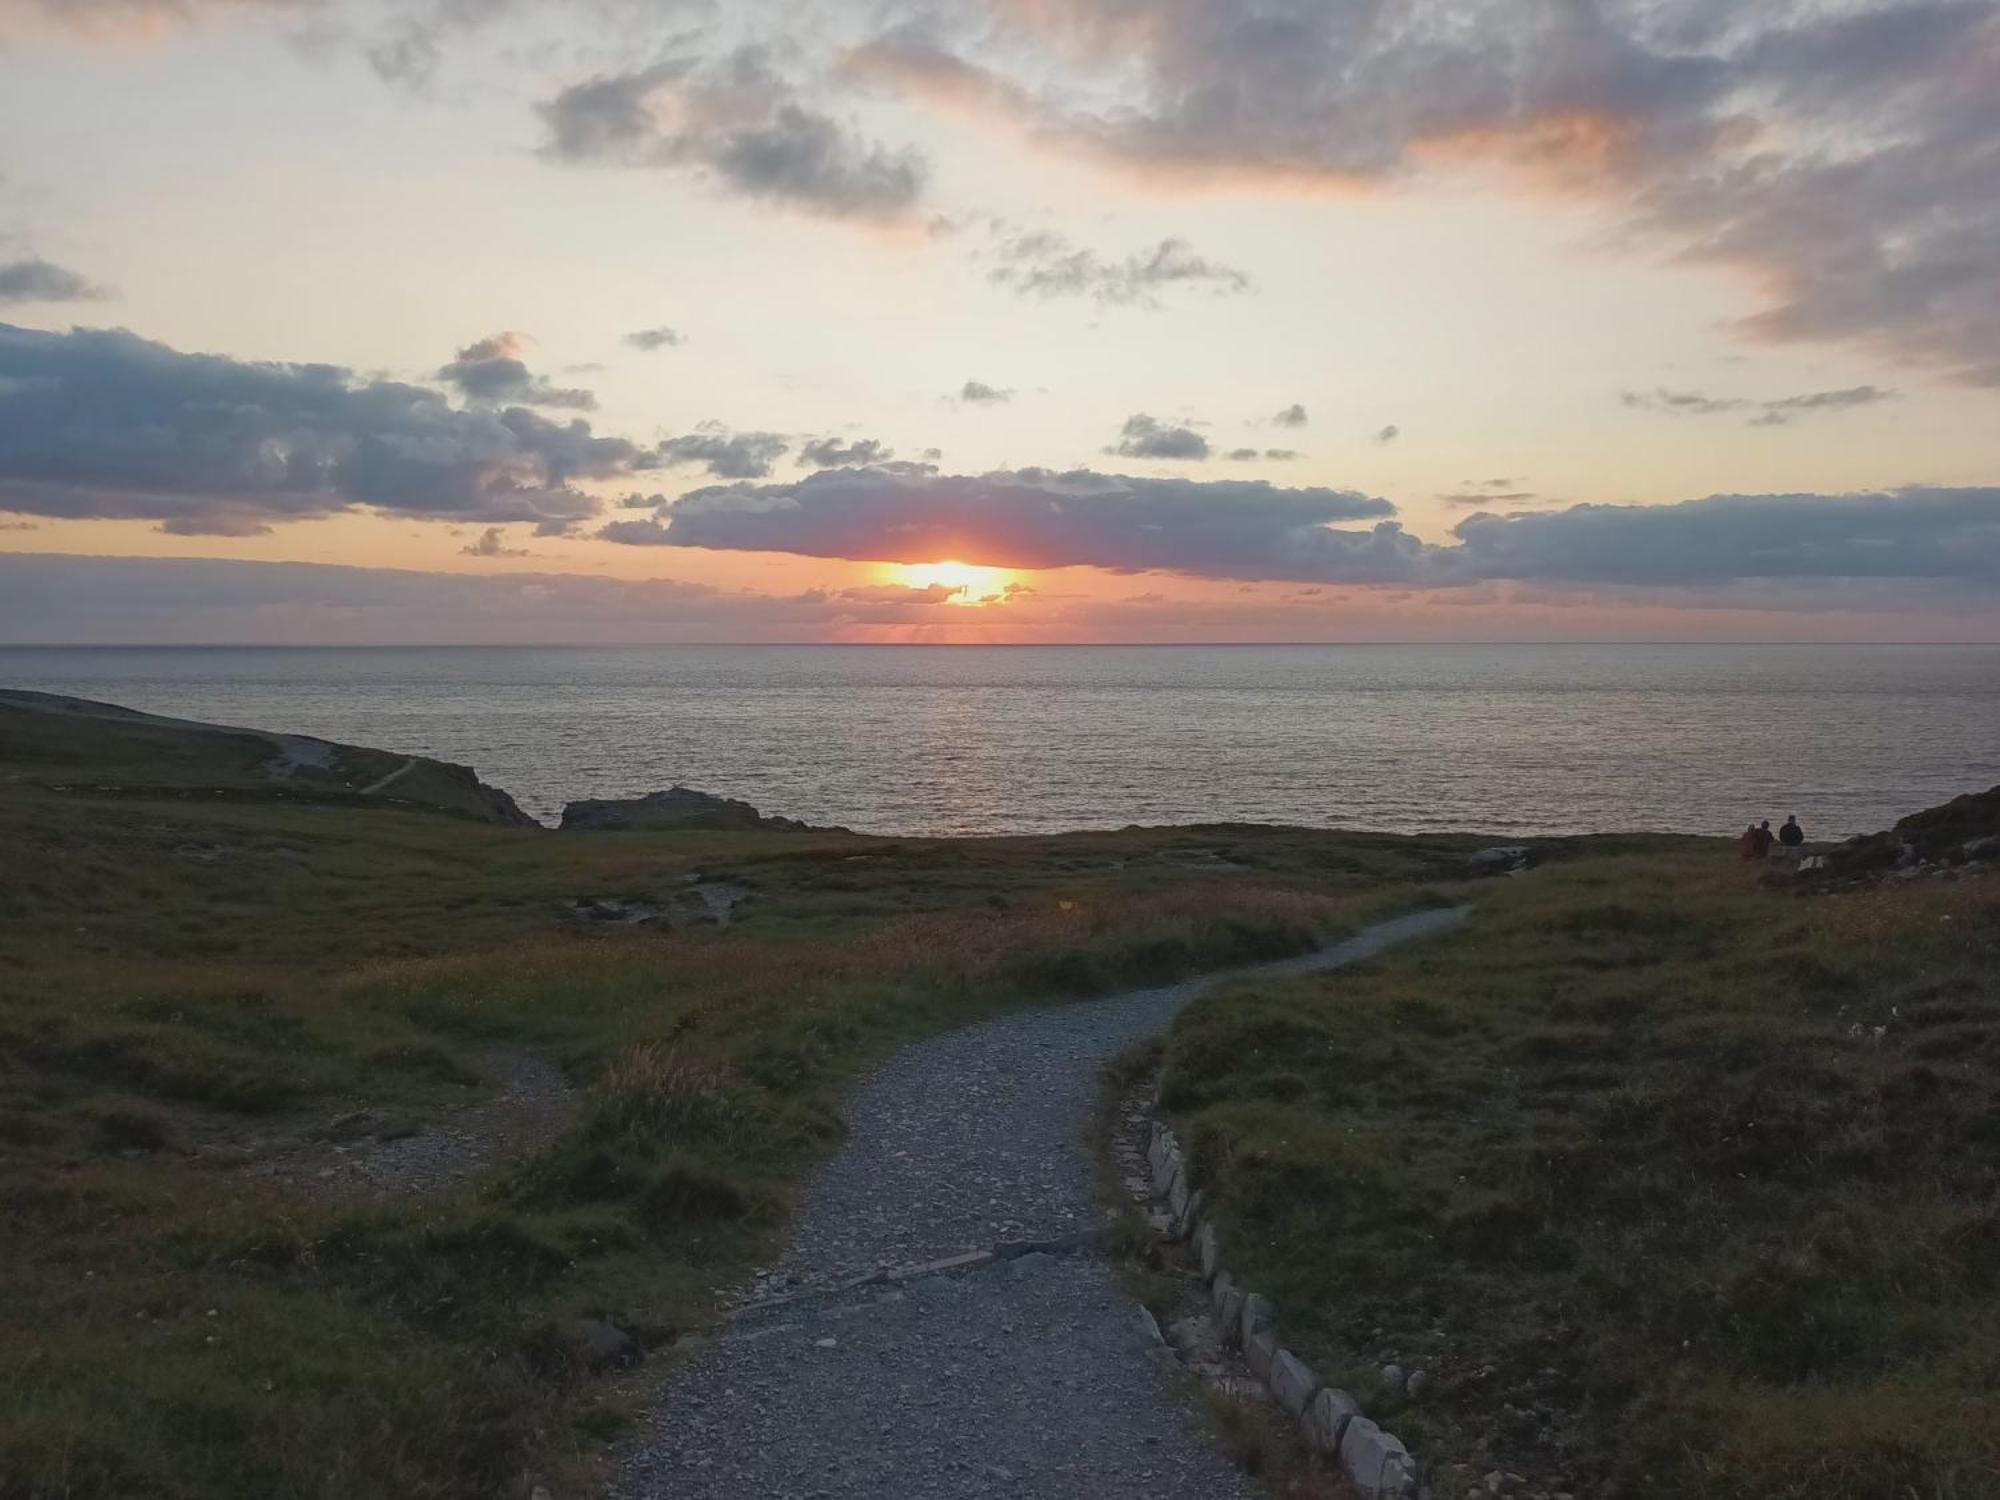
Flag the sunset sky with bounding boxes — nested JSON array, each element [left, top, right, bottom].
[[1, 0, 1997, 642]]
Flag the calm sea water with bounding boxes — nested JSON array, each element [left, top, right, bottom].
[[2, 645, 1995, 839]]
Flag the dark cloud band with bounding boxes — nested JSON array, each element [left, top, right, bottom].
[[0, 322, 649, 535]]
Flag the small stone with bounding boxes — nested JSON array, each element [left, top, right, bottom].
[[1381, 1362, 1407, 1392], [570, 1317, 638, 1369], [1406, 1368, 1430, 1399], [814, 1337, 838, 1349]]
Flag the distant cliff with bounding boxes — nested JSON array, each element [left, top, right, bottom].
[[0, 690, 534, 826]]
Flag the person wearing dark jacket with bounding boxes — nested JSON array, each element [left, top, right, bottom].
[[1779, 815, 1805, 849]]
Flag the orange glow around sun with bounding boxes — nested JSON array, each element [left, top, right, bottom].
[[889, 560, 1019, 604]]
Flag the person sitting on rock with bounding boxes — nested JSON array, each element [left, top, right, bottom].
[[1739, 823, 1762, 860], [1752, 820, 1776, 858], [1779, 814, 1805, 852]]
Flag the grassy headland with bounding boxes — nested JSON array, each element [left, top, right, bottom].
[[0, 694, 1481, 1499], [1159, 847, 2000, 1498]]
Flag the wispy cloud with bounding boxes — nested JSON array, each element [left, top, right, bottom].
[[623, 325, 684, 352], [539, 47, 927, 223], [958, 379, 1012, 404], [1110, 413, 1210, 461], [0, 257, 110, 304], [649, 424, 790, 479], [437, 331, 596, 410], [987, 230, 1250, 308], [1621, 385, 1897, 426]]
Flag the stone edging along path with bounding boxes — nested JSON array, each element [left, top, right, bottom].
[[609, 904, 1467, 1500], [1141, 1117, 1422, 1499], [1136, 909, 1475, 1500]]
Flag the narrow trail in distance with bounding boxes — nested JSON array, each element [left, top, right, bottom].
[[614, 906, 1470, 1500]]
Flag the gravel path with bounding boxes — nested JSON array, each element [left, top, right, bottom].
[[615, 906, 1468, 1500]]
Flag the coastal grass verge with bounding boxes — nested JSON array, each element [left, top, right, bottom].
[[0, 745, 1483, 1499], [1156, 849, 2000, 1499]]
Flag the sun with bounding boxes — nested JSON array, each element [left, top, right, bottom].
[[889, 560, 1018, 604]]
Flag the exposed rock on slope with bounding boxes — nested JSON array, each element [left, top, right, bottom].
[[559, 786, 828, 832], [1806, 783, 2000, 879]]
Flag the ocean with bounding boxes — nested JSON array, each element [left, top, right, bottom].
[[3, 644, 1995, 839]]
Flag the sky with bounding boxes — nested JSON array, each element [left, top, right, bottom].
[[0, 0, 1997, 643]]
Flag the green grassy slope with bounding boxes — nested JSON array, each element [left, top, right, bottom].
[[0, 691, 531, 823], [0, 698, 1486, 1500], [1160, 851, 2000, 1499]]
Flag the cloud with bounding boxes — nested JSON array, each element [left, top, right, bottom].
[[1440, 489, 1540, 507], [958, 379, 1012, 404], [603, 458, 2000, 593], [0, 322, 650, 535], [602, 464, 1398, 578], [623, 325, 684, 351], [1374, 425, 1400, 444], [1112, 413, 1210, 461], [835, 582, 957, 606], [652, 424, 789, 479], [0, 0, 305, 41], [863, 1, 2000, 384], [460, 525, 528, 557], [1621, 384, 1896, 426], [1227, 447, 1300, 462], [1444, 487, 2000, 586], [437, 331, 596, 410], [987, 230, 1250, 307], [799, 435, 893, 468], [0, 552, 1005, 646], [539, 47, 927, 222], [1272, 403, 1308, 428], [0, 258, 110, 304]]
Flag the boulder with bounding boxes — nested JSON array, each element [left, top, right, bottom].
[[559, 786, 820, 833], [1270, 1348, 1322, 1419], [1307, 1386, 1362, 1454], [1246, 1326, 1279, 1381], [1468, 845, 1532, 875], [1239, 1292, 1276, 1348], [1340, 1416, 1419, 1499]]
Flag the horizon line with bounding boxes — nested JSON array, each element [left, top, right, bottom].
[[5, 640, 2000, 651]]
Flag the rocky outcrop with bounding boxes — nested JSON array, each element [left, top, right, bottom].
[[1801, 783, 2000, 882], [434, 760, 538, 826], [558, 785, 825, 833]]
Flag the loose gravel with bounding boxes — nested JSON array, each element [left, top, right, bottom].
[[615, 906, 1467, 1500]]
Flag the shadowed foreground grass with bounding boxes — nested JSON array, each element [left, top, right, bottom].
[[0, 741, 1481, 1499], [1161, 851, 2000, 1499]]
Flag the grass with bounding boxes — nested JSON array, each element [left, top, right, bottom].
[[1157, 850, 2000, 1499], [0, 698, 1492, 1499]]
